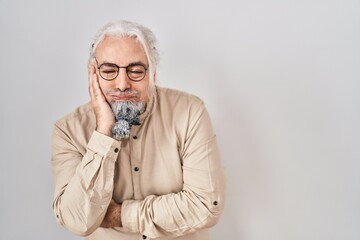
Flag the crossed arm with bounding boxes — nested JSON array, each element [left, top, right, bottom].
[[51, 65, 226, 237]]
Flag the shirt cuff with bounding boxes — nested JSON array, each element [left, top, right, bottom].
[[121, 200, 141, 233], [87, 131, 120, 159]]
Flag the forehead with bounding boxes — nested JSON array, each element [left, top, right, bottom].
[[95, 36, 148, 64]]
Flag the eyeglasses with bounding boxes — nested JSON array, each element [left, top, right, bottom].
[[95, 58, 148, 81]]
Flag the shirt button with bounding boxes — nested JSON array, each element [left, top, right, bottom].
[[114, 148, 119, 153], [134, 167, 139, 172], [142, 235, 147, 239], [133, 135, 138, 139], [213, 201, 218, 206]]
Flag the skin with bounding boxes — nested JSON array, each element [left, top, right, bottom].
[[88, 36, 151, 228], [88, 36, 150, 137]]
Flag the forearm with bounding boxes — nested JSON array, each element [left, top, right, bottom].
[[52, 130, 120, 236], [119, 102, 226, 238], [121, 137, 226, 239], [100, 199, 122, 228]]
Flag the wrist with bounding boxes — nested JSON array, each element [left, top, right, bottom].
[[96, 125, 113, 137]]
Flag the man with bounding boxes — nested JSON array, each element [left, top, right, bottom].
[[51, 20, 226, 240]]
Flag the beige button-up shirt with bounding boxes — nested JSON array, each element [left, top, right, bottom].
[[52, 87, 226, 240]]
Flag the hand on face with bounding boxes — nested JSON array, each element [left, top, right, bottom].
[[88, 64, 115, 136]]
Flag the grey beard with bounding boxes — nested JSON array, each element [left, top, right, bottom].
[[111, 101, 145, 140]]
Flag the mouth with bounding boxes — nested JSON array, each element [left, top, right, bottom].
[[111, 95, 139, 101]]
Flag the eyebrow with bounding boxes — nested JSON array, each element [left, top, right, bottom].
[[101, 60, 148, 68]]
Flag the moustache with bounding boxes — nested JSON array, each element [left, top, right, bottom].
[[106, 89, 141, 97]]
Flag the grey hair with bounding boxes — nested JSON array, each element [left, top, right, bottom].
[[89, 20, 160, 95]]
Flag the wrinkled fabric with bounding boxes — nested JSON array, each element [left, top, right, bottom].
[[51, 87, 226, 240]]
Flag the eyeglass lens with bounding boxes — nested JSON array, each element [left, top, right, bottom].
[[99, 64, 146, 81]]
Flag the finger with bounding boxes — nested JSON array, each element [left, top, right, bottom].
[[89, 73, 95, 100], [88, 65, 96, 98], [92, 73, 106, 101], [88, 64, 96, 84]]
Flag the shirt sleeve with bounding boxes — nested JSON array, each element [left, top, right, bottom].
[[121, 102, 227, 239], [51, 125, 120, 236]]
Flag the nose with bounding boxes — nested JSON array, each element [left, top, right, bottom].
[[114, 68, 131, 91]]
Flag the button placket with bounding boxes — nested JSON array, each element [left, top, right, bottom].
[[130, 128, 142, 199]]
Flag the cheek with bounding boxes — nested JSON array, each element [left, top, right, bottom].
[[135, 80, 150, 101], [98, 79, 113, 91], [98, 81, 113, 101]]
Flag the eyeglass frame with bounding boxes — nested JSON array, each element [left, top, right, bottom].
[[95, 58, 148, 82]]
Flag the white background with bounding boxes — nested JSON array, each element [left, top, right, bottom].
[[0, 0, 359, 239]]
